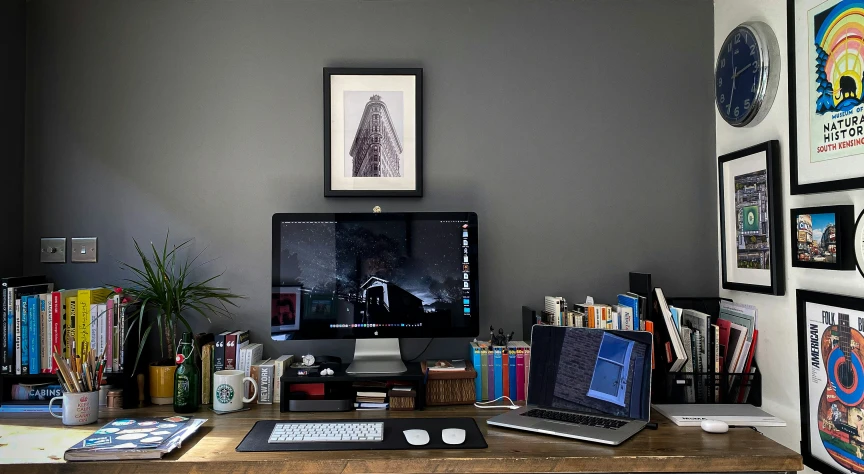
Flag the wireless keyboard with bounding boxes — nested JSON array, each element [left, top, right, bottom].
[[267, 422, 384, 443]]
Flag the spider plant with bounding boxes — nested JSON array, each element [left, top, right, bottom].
[[116, 232, 244, 372]]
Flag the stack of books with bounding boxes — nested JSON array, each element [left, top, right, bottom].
[[469, 341, 530, 403], [540, 294, 649, 331], [354, 382, 388, 410], [1, 277, 133, 377], [208, 330, 293, 405]]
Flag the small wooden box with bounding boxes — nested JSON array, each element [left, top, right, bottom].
[[422, 361, 477, 406], [388, 388, 416, 411]]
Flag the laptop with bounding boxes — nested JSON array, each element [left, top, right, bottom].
[[487, 326, 653, 445]]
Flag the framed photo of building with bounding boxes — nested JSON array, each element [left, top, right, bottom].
[[791, 205, 855, 270], [797, 289, 864, 474], [324, 68, 423, 197], [718, 141, 784, 295], [789, 0, 864, 194]]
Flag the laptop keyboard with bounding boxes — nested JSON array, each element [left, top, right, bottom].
[[521, 408, 628, 430]]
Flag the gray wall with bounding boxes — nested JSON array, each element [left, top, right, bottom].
[[1, 0, 25, 277], [24, 0, 717, 362]]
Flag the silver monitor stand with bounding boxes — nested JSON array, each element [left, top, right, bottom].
[[346, 338, 407, 374]]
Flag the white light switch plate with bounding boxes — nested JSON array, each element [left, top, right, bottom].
[[71, 237, 97, 263], [40, 238, 66, 263]]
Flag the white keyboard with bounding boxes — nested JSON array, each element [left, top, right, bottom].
[[268, 422, 384, 443]]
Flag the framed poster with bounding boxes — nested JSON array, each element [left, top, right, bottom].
[[791, 205, 855, 270], [790, 0, 864, 194], [324, 68, 423, 197], [718, 141, 785, 295], [797, 290, 864, 474]]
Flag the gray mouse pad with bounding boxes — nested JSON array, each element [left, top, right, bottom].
[[236, 417, 487, 452]]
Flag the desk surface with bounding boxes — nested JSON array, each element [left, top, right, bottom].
[[0, 404, 802, 473]]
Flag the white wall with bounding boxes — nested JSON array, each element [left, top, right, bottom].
[[716, 0, 864, 463]]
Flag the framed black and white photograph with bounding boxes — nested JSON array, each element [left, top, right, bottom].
[[324, 68, 423, 197], [789, 0, 864, 194], [797, 289, 864, 474], [791, 205, 854, 270], [718, 140, 784, 295]]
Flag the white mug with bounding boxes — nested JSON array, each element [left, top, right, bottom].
[[49, 391, 100, 425], [213, 370, 257, 411]]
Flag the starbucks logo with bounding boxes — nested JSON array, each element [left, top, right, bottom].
[[216, 384, 234, 404], [747, 211, 756, 226]]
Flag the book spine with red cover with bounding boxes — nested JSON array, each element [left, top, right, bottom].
[[225, 333, 239, 370]]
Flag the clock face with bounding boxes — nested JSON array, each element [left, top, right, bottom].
[[716, 25, 763, 126]]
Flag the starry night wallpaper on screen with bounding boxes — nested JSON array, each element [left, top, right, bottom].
[[272, 218, 471, 339]]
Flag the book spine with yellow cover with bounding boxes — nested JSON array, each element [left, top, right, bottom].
[[65, 295, 77, 359], [76, 290, 91, 357]]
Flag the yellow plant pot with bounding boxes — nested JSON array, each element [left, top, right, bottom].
[[149, 363, 176, 405]]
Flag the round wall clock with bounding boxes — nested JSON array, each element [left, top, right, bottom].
[[854, 209, 864, 277], [715, 21, 781, 127]]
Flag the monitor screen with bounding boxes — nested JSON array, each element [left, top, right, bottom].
[[271, 212, 479, 340], [527, 326, 653, 421]]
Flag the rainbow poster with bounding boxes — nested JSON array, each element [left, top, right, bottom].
[[809, 0, 864, 162]]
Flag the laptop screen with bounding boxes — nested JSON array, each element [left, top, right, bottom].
[[527, 326, 653, 421]]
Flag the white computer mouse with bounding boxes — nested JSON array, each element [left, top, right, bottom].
[[403, 429, 430, 446], [700, 419, 729, 434], [441, 428, 466, 445]]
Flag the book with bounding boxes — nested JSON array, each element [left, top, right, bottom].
[[523, 341, 531, 398], [258, 359, 275, 404], [507, 341, 518, 398], [692, 330, 704, 402], [30, 295, 41, 374], [544, 296, 566, 326], [502, 349, 509, 399], [719, 300, 757, 341], [225, 330, 249, 370], [64, 293, 77, 360], [201, 341, 214, 404], [486, 343, 493, 400], [15, 298, 21, 374], [273, 355, 293, 403], [76, 288, 112, 357], [618, 293, 640, 330], [241, 342, 263, 397], [2, 276, 48, 373], [515, 341, 526, 401], [654, 288, 687, 372], [725, 322, 747, 373], [21, 296, 31, 374], [680, 309, 710, 375], [681, 326, 695, 403], [493, 346, 503, 399], [105, 298, 114, 372], [716, 318, 731, 367], [427, 359, 467, 371], [737, 329, 758, 403], [469, 341, 483, 402], [214, 330, 232, 371], [64, 417, 206, 461], [40, 293, 49, 373], [50, 291, 61, 373], [480, 342, 489, 401]]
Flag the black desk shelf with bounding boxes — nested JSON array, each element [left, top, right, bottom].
[[280, 362, 426, 412]]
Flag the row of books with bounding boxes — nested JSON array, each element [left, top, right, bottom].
[[543, 293, 650, 331], [1, 276, 129, 376], [655, 292, 758, 403], [469, 340, 530, 402], [203, 329, 294, 405]]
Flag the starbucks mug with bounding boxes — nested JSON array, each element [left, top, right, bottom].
[[213, 370, 257, 412], [48, 391, 100, 426]]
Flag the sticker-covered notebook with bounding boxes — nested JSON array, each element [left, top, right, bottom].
[[64, 416, 207, 461]]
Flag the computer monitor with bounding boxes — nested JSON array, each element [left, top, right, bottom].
[[271, 212, 479, 374]]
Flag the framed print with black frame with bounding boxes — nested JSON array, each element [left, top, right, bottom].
[[718, 140, 784, 295], [797, 289, 864, 474], [324, 68, 423, 197], [791, 205, 854, 270], [789, 0, 864, 194]]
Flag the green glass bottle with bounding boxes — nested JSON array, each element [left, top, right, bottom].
[[173, 332, 199, 413]]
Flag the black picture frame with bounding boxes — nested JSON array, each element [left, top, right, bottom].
[[790, 205, 855, 270], [323, 67, 423, 197], [788, 0, 864, 194], [718, 140, 784, 295], [796, 289, 864, 474]]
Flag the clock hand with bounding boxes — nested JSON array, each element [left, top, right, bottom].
[[733, 63, 752, 79]]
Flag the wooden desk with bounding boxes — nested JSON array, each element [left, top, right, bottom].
[[0, 405, 802, 473]]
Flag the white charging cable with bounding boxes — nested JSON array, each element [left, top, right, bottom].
[[474, 396, 520, 410]]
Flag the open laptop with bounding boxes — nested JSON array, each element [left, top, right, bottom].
[[487, 326, 653, 445]]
